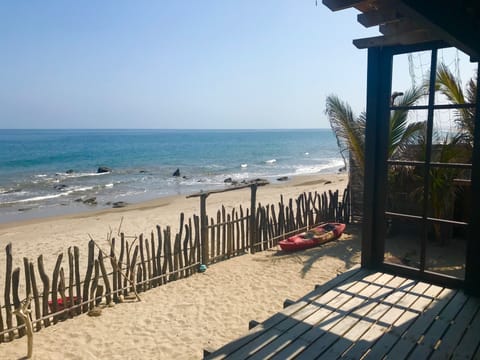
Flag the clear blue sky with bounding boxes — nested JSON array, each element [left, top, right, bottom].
[[0, 1, 411, 129]]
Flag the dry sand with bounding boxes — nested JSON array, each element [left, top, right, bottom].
[[0, 173, 361, 359]]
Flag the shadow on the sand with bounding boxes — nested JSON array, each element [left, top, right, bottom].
[[256, 224, 362, 278]]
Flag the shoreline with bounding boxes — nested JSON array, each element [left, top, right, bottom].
[[0, 172, 347, 230]]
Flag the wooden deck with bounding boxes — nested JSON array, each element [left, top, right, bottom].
[[205, 267, 480, 359]]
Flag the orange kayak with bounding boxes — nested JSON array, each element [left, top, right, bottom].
[[279, 223, 345, 251]]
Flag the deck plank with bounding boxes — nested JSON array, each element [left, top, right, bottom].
[[317, 275, 409, 359], [291, 273, 394, 360], [407, 289, 468, 358], [451, 305, 480, 359], [383, 285, 455, 358], [265, 274, 398, 360], [353, 280, 434, 359], [430, 296, 480, 359]]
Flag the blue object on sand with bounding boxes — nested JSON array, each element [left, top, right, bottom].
[[199, 264, 207, 272]]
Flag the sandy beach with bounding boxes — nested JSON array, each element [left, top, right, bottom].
[[0, 172, 361, 359]]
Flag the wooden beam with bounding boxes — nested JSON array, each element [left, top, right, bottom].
[[353, 29, 439, 49], [358, 8, 403, 28], [322, 0, 366, 12], [379, 18, 421, 36]]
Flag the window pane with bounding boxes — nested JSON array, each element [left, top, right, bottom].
[[384, 217, 421, 269], [386, 164, 424, 217], [425, 222, 466, 279]]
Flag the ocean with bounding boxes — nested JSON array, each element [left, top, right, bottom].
[[0, 129, 343, 223]]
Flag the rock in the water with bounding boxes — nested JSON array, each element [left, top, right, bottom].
[[277, 176, 289, 181], [112, 201, 128, 208], [224, 177, 232, 183], [83, 197, 97, 205], [54, 184, 68, 191], [173, 168, 181, 177], [97, 166, 111, 173], [66, 169, 75, 174]]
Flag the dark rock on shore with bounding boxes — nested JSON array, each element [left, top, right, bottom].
[[277, 176, 289, 181], [112, 201, 128, 208], [173, 168, 181, 177], [54, 184, 68, 191], [240, 178, 270, 186], [224, 177, 232, 183], [97, 166, 111, 173]]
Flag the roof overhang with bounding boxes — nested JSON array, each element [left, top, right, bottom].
[[323, 0, 480, 61]]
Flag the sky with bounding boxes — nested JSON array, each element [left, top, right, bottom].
[[0, 1, 476, 129]]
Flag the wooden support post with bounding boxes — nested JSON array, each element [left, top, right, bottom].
[[200, 194, 209, 265], [12, 268, 26, 337], [51, 253, 63, 324], [250, 184, 257, 253], [82, 240, 95, 313], [13, 296, 33, 359], [29, 262, 41, 331], [4, 243, 14, 339]]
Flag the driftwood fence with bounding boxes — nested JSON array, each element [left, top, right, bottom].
[[0, 185, 350, 344]]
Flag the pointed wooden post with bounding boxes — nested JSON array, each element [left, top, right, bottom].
[[200, 194, 209, 265], [250, 184, 257, 254]]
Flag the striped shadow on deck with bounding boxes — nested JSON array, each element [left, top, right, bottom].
[[204, 266, 480, 359]]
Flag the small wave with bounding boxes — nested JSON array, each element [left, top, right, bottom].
[[2, 185, 97, 205], [9, 193, 66, 204], [304, 152, 309, 156], [65, 172, 110, 179], [35, 174, 48, 178], [293, 159, 345, 175], [69, 186, 95, 193], [265, 159, 276, 164], [241, 164, 248, 168], [105, 183, 114, 188]]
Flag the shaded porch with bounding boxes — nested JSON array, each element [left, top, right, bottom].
[[205, 266, 480, 359]]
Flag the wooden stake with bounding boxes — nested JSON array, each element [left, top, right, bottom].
[[13, 296, 33, 358]]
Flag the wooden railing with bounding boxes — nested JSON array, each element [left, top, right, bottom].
[[0, 185, 350, 343]]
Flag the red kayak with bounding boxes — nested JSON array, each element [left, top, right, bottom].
[[279, 223, 346, 251]]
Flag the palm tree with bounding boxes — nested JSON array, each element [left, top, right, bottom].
[[435, 62, 477, 147], [325, 86, 425, 176], [325, 95, 365, 175]]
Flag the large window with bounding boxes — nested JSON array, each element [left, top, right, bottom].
[[382, 48, 477, 281]]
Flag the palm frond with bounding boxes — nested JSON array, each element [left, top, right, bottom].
[[325, 95, 365, 175], [389, 86, 425, 158], [436, 62, 475, 144]]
